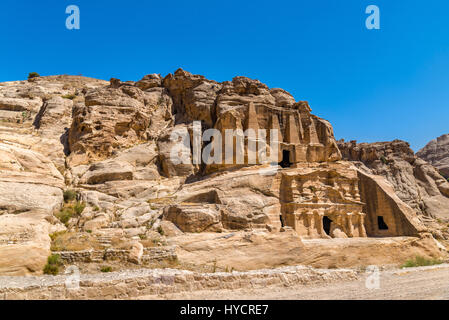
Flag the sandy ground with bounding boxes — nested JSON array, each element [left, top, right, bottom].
[[140, 264, 449, 300]]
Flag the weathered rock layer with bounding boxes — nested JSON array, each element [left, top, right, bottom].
[[338, 139, 449, 220], [0, 72, 445, 275], [417, 134, 449, 179]]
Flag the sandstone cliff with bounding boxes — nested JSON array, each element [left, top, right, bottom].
[[0, 71, 444, 275], [417, 134, 449, 179], [338, 140, 449, 219]]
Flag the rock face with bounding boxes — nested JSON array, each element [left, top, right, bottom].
[[0, 76, 105, 275], [0, 72, 444, 276], [338, 140, 449, 220], [67, 69, 341, 171], [417, 134, 449, 179], [0, 211, 64, 276]]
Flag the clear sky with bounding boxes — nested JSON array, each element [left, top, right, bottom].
[[1, 0, 448, 151]]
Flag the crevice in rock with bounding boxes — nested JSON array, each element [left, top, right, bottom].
[[32, 101, 48, 129], [60, 128, 70, 156]]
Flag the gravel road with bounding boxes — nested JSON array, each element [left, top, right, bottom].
[[144, 264, 449, 300]]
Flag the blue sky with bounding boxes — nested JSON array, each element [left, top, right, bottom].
[[0, 0, 448, 151]]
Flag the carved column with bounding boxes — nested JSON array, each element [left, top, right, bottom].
[[358, 213, 367, 238], [306, 212, 314, 238], [346, 212, 354, 237], [316, 210, 325, 238]]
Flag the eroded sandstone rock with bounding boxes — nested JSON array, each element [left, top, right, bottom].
[[0, 72, 444, 276], [417, 134, 449, 179], [0, 211, 64, 276], [338, 139, 449, 219], [163, 204, 222, 233]]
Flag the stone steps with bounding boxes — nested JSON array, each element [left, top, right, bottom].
[[95, 235, 113, 249], [89, 251, 105, 263]]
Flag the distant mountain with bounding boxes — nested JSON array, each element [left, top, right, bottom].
[[417, 134, 449, 179]]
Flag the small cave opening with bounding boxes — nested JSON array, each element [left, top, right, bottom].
[[377, 216, 389, 230], [323, 216, 333, 236], [279, 215, 285, 227], [279, 150, 292, 168]]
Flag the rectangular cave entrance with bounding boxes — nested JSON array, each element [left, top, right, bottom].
[[323, 216, 333, 236], [279, 150, 292, 168], [377, 216, 389, 230]]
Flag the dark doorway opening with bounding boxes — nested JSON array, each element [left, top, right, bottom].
[[279, 215, 284, 227], [377, 216, 389, 230], [279, 150, 292, 168], [323, 216, 333, 236]]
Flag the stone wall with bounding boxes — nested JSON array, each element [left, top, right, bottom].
[[55, 250, 94, 264], [54, 246, 177, 265], [0, 266, 358, 300]]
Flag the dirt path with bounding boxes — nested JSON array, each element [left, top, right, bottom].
[[141, 264, 449, 300]]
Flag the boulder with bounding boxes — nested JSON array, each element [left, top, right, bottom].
[[81, 160, 134, 185], [128, 242, 144, 264], [157, 125, 195, 178], [163, 204, 222, 233]]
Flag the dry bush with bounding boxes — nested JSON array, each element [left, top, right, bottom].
[[50, 231, 102, 251]]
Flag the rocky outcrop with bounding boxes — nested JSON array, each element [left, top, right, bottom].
[[0, 138, 65, 276], [0, 76, 106, 275], [173, 229, 307, 271], [0, 211, 64, 276], [68, 86, 153, 166], [417, 134, 449, 179], [210, 75, 341, 173], [162, 69, 220, 128], [0, 143, 64, 214], [67, 69, 341, 173], [0, 72, 444, 276], [338, 139, 449, 220]]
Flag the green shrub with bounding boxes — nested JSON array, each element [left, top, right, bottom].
[[56, 208, 74, 225], [101, 266, 113, 273], [73, 202, 86, 215], [43, 264, 59, 275], [157, 226, 165, 236], [49, 231, 66, 242], [47, 254, 61, 265], [401, 256, 443, 268], [380, 156, 387, 165], [55, 201, 85, 225], [21, 111, 31, 122], [93, 206, 100, 212], [62, 94, 76, 100], [43, 254, 62, 275], [152, 239, 162, 246], [63, 190, 77, 203], [28, 72, 40, 79]]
